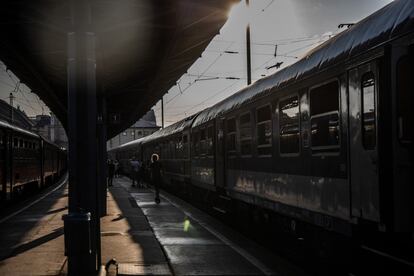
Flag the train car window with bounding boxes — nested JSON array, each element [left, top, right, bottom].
[[239, 112, 252, 156], [193, 131, 200, 157], [122, 132, 127, 136], [13, 138, 18, 148], [160, 142, 165, 158], [256, 105, 272, 156], [170, 140, 175, 159], [310, 81, 340, 152], [200, 128, 206, 156], [226, 118, 237, 155], [361, 73, 376, 150], [183, 134, 189, 159], [131, 131, 135, 137], [279, 96, 300, 154], [24, 141, 28, 148], [397, 55, 413, 144], [19, 139, 23, 148], [207, 125, 214, 156], [177, 136, 183, 159]]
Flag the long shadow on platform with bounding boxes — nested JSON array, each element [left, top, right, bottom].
[[0, 181, 67, 266], [0, 227, 64, 261], [103, 178, 170, 273]]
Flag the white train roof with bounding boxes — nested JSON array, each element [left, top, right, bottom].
[[0, 119, 40, 139], [193, 0, 414, 127]]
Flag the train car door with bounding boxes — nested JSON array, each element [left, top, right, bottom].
[[215, 117, 226, 188], [390, 39, 413, 232], [348, 61, 380, 222]]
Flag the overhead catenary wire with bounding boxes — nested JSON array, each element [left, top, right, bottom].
[[165, 41, 235, 105], [0, 65, 48, 115]]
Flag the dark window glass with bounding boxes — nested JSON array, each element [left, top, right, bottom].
[[279, 97, 300, 154], [310, 81, 340, 152], [256, 106, 272, 155], [239, 113, 252, 155], [207, 126, 214, 156], [361, 73, 376, 150], [200, 128, 206, 156], [193, 131, 200, 156], [226, 118, 237, 154], [19, 139, 23, 148], [397, 55, 413, 144], [14, 138, 18, 148], [176, 137, 183, 159], [183, 134, 189, 158]]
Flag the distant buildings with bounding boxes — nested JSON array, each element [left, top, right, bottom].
[[30, 113, 68, 149], [50, 113, 68, 149], [0, 98, 157, 151], [0, 99, 68, 149], [0, 99, 33, 129], [107, 109, 160, 150]]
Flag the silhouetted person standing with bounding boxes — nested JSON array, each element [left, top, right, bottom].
[[130, 156, 141, 187], [107, 159, 115, 187], [150, 154, 161, 204]]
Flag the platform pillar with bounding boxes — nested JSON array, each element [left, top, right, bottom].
[[65, 0, 100, 274], [97, 94, 108, 217]]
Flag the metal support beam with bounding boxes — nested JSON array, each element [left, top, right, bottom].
[[64, 0, 100, 274]]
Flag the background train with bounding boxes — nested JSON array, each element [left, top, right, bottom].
[[0, 119, 67, 204], [109, 0, 413, 270]]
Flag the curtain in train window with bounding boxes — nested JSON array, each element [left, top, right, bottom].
[[256, 105, 272, 155], [279, 96, 300, 154], [310, 81, 340, 152], [397, 55, 413, 144], [361, 73, 376, 150], [239, 112, 252, 155], [226, 118, 237, 155]]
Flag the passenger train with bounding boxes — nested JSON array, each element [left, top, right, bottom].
[[0, 119, 67, 204], [109, 0, 413, 268]]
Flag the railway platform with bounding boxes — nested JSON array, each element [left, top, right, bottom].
[[0, 176, 305, 276]]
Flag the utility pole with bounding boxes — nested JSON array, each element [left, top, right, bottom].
[[246, 0, 252, 85], [161, 96, 164, 128], [9, 92, 15, 124]]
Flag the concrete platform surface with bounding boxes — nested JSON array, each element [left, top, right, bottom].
[[0, 179, 68, 276], [0, 175, 305, 276], [112, 177, 306, 276]]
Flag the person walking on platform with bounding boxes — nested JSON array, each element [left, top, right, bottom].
[[107, 159, 115, 187], [150, 153, 162, 204], [130, 156, 141, 187], [138, 161, 146, 188], [114, 159, 119, 178]]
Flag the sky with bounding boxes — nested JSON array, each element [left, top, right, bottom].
[[0, 0, 392, 123]]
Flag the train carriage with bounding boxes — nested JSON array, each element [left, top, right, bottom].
[[0, 119, 67, 203], [109, 0, 413, 266]]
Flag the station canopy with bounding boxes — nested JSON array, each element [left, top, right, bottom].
[[0, 0, 238, 138]]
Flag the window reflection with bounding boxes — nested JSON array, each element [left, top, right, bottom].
[[279, 96, 300, 154], [361, 73, 376, 150]]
